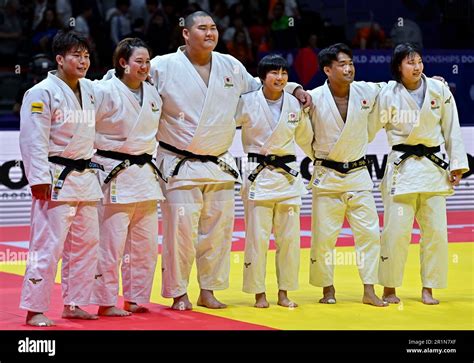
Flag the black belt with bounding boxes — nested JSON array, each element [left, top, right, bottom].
[[96, 149, 163, 184], [392, 144, 449, 170], [48, 156, 104, 189], [159, 141, 239, 179], [247, 153, 298, 182], [313, 156, 371, 174]]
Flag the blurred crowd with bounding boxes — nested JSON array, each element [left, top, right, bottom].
[[1, 0, 472, 73]]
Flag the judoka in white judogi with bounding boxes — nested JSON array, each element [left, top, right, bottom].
[[308, 80, 383, 298], [236, 88, 313, 299], [372, 75, 469, 296], [149, 46, 261, 306], [19, 71, 102, 315], [90, 74, 164, 310]]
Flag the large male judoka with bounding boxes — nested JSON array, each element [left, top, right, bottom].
[[149, 11, 311, 309], [306, 43, 387, 307], [19, 30, 103, 326]]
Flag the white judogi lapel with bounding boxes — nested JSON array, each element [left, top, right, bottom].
[[93, 76, 164, 204], [237, 89, 313, 201], [19, 71, 102, 201], [378, 75, 469, 196], [309, 81, 382, 192]]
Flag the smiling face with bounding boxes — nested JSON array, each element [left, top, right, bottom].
[[262, 67, 288, 95], [324, 51, 355, 86], [56, 46, 90, 80], [119, 46, 151, 86], [183, 15, 218, 53], [399, 52, 423, 86]]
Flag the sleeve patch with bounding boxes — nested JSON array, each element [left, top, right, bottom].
[[31, 102, 44, 114]]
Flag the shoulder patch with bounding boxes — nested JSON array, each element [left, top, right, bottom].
[[31, 102, 44, 114]]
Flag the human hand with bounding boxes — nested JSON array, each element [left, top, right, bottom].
[[449, 170, 463, 186], [293, 87, 313, 108]]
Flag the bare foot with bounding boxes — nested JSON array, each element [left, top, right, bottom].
[[277, 290, 298, 308], [382, 287, 401, 304], [62, 305, 99, 320], [197, 289, 227, 309], [124, 301, 149, 313], [319, 285, 336, 304], [254, 293, 269, 308], [362, 284, 388, 307], [422, 287, 439, 305], [98, 305, 131, 317], [171, 294, 193, 310], [26, 311, 55, 327]]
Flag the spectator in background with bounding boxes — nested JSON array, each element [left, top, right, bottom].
[[352, 22, 387, 49], [270, 1, 299, 50], [0, 0, 23, 66], [146, 9, 172, 55], [268, 0, 300, 21], [390, 18, 423, 48], [32, 0, 48, 30], [248, 13, 269, 55], [32, 8, 62, 55], [128, 0, 147, 24], [222, 17, 252, 48], [129, 18, 146, 40], [110, 0, 132, 47], [212, 0, 230, 33], [144, 0, 160, 31], [74, 5, 94, 38], [56, 0, 72, 28], [192, 0, 211, 13], [227, 29, 254, 68]]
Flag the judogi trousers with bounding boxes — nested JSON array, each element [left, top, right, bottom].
[[310, 190, 380, 287], [91, 200, 158, 306], [20, 199, 99, 312], [242, 197, 301, 294], [160, 182, 235, 298], [379, 192, 448, 289]]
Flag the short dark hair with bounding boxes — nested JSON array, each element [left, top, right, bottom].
[[184, 10, 214, 29], [113, 38, 152, 78], [52, 30, 90, 58], [257, 54, 289, 81], [391, 42, 423, 82], [318, 43, 352, 72]]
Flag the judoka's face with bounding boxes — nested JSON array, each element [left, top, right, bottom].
[[325, 52, 354, 85], [399, 52, 423, 85], [120, 47, 151, 84], [183, 16, 218, 52], [263, 68, 288, 94], [56, 47, 90, 79]]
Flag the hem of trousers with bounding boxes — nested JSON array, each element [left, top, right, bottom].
[[122, 296, 151, 304], [63, 300, 93, 307], [89, 298, 118, 306], [360, 279, 379, 285], [309, 280, 333, 288], [421, 283, 447, 289], [378, 281, 403, 288], [277, 285, 299, 291], [19, 304, 48, 313], [242, 287, 266, 294], [161, 289, 187, 299], [199, 283, 229, 291]]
